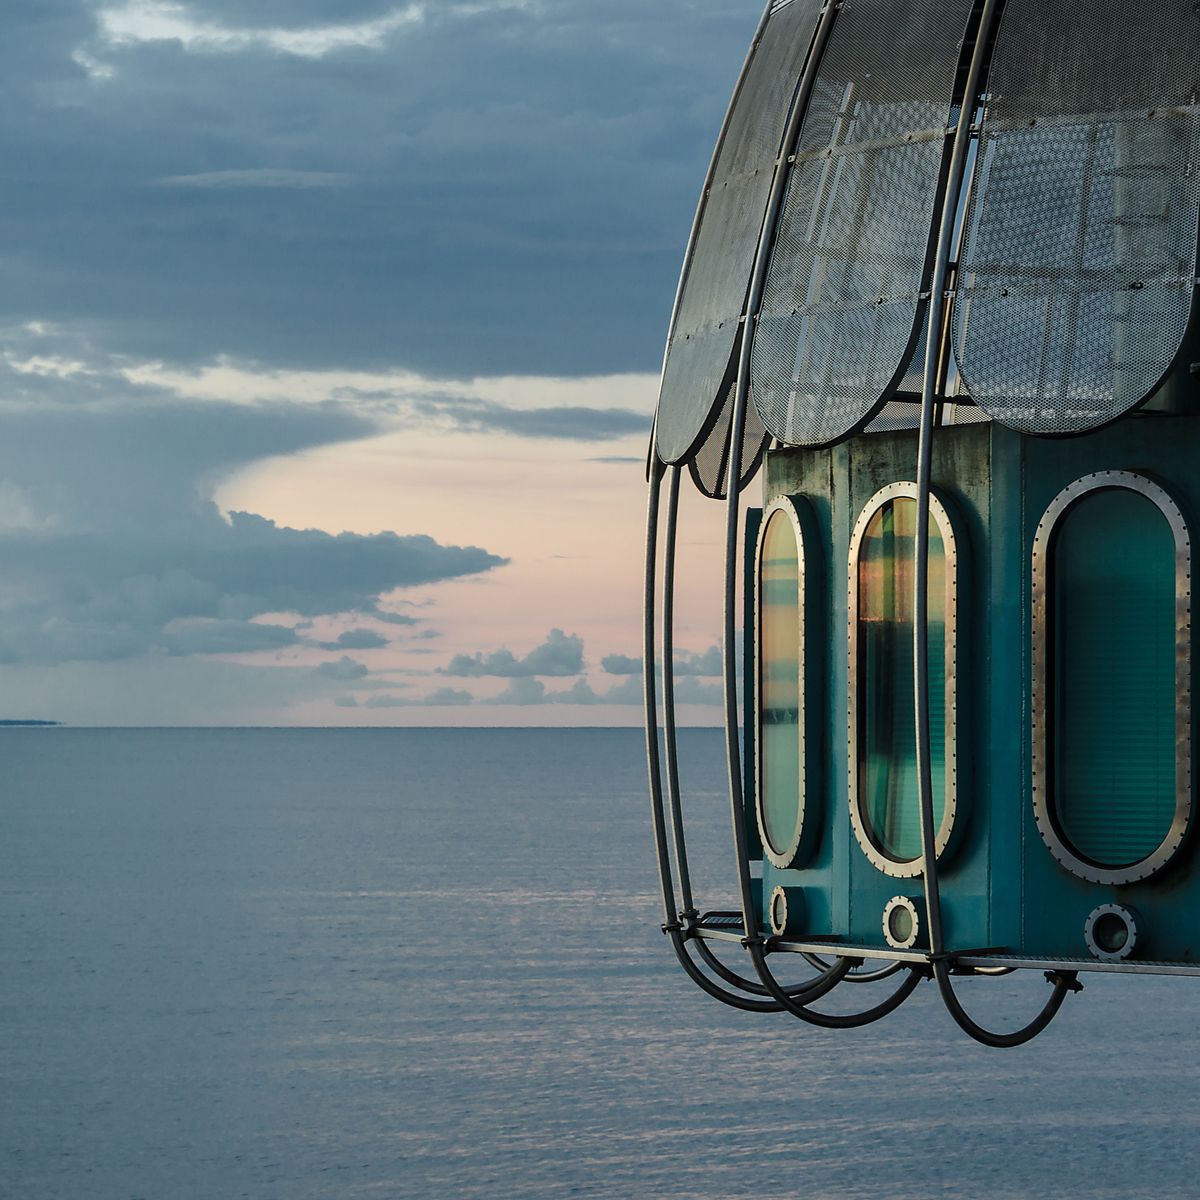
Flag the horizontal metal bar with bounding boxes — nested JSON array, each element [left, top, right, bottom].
[[691, 924, 748, 945], [955, 955, 1200, 978], [771, 939, 929, 963]]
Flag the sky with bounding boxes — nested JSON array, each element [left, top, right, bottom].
[[0, 0, 764, 725]]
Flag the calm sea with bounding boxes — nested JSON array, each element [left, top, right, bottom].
[[2, 728, 1198, 1199]]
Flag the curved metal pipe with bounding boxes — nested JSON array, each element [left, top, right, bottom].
[[659, 461, 848, 1005], [749, 945, 926, 1029], [661, 465, 694, 915], [647, 454, 848, 1010], [803, 953, 908, 984], [721, 0, 840, 957], [644, 457, 680, 930], [692, 934, 852, 1001], [709, 1, 922, 1031], [912, 0, 1079, 1048]]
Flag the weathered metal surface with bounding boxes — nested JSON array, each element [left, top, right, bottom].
[[654, 0, 823, 464], [749, 0, 974, 448], [954, 0, 1200, 434]]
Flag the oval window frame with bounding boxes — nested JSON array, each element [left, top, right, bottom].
[[847, 482, 959, 879], [754, 495, 815, 869], [1032, 470, 1193, 885]]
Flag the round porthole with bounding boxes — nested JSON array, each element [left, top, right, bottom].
[[882, 895, 923, 951], [1084, 904, 1139, 962], [769, 886, 805, 937]]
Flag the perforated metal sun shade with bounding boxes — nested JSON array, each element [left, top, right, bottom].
[[654, 0, 824, 466], [687, 372, 770, 500], [953, 2, 1200, 436], [749, 0, 974, 448]]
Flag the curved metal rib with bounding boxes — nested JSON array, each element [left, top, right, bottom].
[[660, 465, 694, 916], [646, 455, 849, 1011], [750, 944, 926, 1029], [644, 457, 679, 931], [912, 0, 1080, 1048], [803, 953, 908, 984], [710, 0, 922, 1032], [657, 460, 850, 1005]]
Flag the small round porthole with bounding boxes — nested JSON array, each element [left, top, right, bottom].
[[1084, 904, 1139, 962], [769, 886, 805, 937], [882, 896, 923, 951]]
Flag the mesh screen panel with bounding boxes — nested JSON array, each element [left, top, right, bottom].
[[655, 0, 824, 464], [750, 0, 974, 448], [687, 377, 770, 499], [954, 2, 1200, 435]]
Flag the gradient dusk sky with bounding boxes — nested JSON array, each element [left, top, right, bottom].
[[0, 0, 763, 725]]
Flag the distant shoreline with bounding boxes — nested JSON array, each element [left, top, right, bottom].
[[0, 720, 61, 727]]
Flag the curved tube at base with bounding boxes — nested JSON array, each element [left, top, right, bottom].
[[748, 944, 925, 1029]]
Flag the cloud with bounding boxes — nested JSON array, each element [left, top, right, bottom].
[[0, 397, 506, 665], [414, 396, 649, 442], [0, 0, 756, 379], [442, 628, 583, 678], [375, 610, 420, 626], [483, 677, 547, 706], [334, 694, 359, 708], [602, 645, 723, 678], [601, 652, 641, 676], [159, 169, 352, 189], [592, 674, 721, 706], [162, 617, 298, 656], [675, 645, 723, 677], [95, 2, 425, 59], [318, 628, 390, 651], [313, 656, 369, 680], [474, 673, 720, 707]]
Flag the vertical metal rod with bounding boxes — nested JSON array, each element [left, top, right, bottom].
[[712, 1, 922, 1031], [913, 0, 1079, 1046], [723, 0, 841, 944], [913, 0, 1001, 964], [649, 456, 843, 1013], [661, 465, 695, 914], [644, 460, 679, 928]]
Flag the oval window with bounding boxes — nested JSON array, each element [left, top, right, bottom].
[[1034, 473, 1192, 884], [757, 501, 806, 867], [849, 484, 957, 877]]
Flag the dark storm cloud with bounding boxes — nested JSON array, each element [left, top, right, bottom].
[[0, 0, 761, 376], [0, 396, 507, 665], [441, 628, 583, 678]]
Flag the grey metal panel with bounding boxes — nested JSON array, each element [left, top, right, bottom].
[[954, 2, 1200, 435], [750, 0, 974, 448], [655, 0, 824, 465], [687, 372, 770, 499]]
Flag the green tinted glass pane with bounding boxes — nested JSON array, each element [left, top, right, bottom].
[[858, 498, 947, 862], [760, 510, 802, 856], [1054, 489, 1176, 868]]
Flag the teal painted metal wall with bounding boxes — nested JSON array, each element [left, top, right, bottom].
[[754, 412, 1200, 965]]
